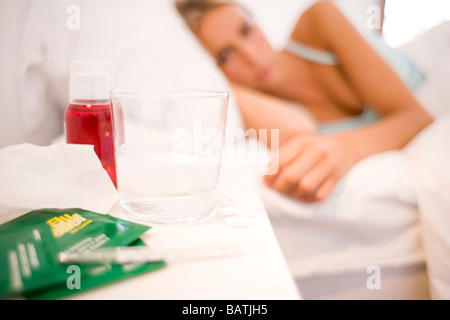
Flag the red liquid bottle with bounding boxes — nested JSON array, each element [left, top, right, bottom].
[[65, 61, 117, 187]]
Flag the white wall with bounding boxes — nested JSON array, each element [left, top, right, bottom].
[[383, 0, 450, 47]]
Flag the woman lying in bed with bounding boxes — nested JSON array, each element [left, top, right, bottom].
[[175, 0, 433, 202]]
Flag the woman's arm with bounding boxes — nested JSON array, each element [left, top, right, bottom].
[[231, 82, 316, 147], [265, 1, 433, 201], [311, 1, 433, 161]]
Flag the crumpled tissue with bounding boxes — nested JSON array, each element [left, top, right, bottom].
[[0, 143, 118, 215]]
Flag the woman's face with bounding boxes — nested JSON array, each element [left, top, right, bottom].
[[197, 5, 280, 90]]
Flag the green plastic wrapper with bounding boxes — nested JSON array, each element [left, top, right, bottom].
[[0, 208, 166, 299]]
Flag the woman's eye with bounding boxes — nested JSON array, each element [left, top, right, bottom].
[[217, 48, 233, 65]]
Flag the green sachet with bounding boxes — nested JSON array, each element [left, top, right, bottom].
[[0, 208, 166, 299], [0, 226, 68, 298], [26, 238, 166, 300]]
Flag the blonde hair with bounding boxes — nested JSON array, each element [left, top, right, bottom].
[[175, 0, 250, 35]]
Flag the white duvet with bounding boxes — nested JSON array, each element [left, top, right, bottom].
[[257, 21, 450, 299]]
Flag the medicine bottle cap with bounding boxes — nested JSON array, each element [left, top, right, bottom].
[[69, 61, 112, 101]]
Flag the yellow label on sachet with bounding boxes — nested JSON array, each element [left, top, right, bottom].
[[46, 213, 92, 238]]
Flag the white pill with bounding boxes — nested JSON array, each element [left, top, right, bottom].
[[225, 217, 251, 228]]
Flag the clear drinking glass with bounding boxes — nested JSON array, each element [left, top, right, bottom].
[[110, 89, 229, 224]]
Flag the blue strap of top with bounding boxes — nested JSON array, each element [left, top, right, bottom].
[[285, 37, 425, 89], [285, 40, 338, 66]]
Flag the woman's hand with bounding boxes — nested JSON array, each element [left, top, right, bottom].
[[264, 132, 355, 202]]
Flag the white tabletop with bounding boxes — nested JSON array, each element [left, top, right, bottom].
[[0, 161, 301, 300], [69, 163, 301, 300]]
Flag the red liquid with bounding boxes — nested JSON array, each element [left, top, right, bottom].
[[65, 102, 117, 188]]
